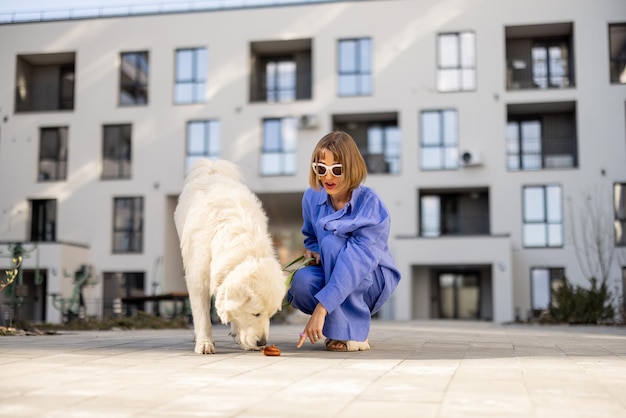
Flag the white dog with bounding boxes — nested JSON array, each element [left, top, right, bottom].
[[174, 159, 287, 354]]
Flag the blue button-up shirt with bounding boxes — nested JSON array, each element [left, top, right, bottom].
[[301, 185, 401, 315]]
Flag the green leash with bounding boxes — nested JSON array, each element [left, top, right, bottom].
[[282, 255, 315, 306]]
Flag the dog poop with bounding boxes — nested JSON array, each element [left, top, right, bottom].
[[262, 344, 281, 356]]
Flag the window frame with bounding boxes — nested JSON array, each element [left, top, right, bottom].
[[260, 117, 297, 176], [38, 126, 68, 181], [112, 197, 144, 254], [174, 47, 207, 104], [337, 37, 372, 97], [614, 182, 626, 246], [530, 39, 571, 89], [119, 51, 149, 106], [420, 109, 459, 171], [185, 119, 220, 175], [436, 31, 476, 92], [30, 199, 57, 242], [263, 57, 297, 103], [363, 123, 401, 175], [102, 124, 132, 180], [609, 23, 626, 84], [522, 184, 563, 248], [530, 267, 565, 315]]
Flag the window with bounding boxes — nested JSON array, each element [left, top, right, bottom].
[[364, 125, 400, 174], [420, 110, 458, 170], [120, 51, 148, 106], [333, 113, 400, 174], [609, 23, 626, 84], [338, 38, 372, 96], [185, 120, 220, 174], [265, 59, 296, 102], [530, 267, 565, 315], [506, 23, 574, 90], [250, 39, 311, 102], [420, 190, 490, 237], [623, 267, 626, 311], [507, 104, 578, 171], [615, 183, 626, 246], [531, 41, 570, 89], [15, 52, 75, 112], [523, 185, 563, 248], [112, 197, 143, 253], [260, 117, 297, 176], [437, 32, 475, 92], [30, 199, 56, 242], [175, 47, 207, 104], [102, 125, 132, 180], [38, 127, 68, 181], [102, 272, 145, 317]]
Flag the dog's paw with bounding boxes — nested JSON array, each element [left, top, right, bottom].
[[194, 340, 216, 354]]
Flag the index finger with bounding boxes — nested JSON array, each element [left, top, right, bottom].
[[296, 333, 306, 349]]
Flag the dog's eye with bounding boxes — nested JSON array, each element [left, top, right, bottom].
[[252, 313, 261, 317]]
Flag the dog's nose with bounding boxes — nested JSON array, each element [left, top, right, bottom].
[[257, 337, 267, 347]]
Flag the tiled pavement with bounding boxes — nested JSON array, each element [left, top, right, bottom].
[[1, 320, 625, 417]]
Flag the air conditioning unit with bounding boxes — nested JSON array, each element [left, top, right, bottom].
[[297, 114, 319, 129], [460, 149, 482, 167]]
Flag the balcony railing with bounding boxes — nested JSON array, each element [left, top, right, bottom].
[[15, 82, 74, 112]]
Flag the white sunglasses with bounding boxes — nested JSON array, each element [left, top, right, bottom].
[[311, 162, 343, 177]]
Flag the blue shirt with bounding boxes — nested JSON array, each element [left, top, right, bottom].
[[301, 185, 401, 314]]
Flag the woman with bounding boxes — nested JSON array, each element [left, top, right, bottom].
[[291, 131, 401, 351]]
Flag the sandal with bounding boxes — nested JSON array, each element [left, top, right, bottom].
[[325, 338, 370, 352]]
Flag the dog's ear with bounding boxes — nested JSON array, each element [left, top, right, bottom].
[[214, 279, 252, 324]]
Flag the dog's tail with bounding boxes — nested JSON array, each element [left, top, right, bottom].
[[187, 158, 243, 183]]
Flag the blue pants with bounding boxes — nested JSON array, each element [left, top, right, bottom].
[[289, 264, 385, 341]]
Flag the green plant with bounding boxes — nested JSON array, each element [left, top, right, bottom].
[[549, 277, 615, 324]]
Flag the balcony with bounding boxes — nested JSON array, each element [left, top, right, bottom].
[[420, 189, 490, 237], [505, 22, 574, 91], [250, 39, 311, 103], [506, 101, 578, 171], [15, 52, 75, 112]]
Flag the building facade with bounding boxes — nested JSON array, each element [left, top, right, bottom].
[[0, 0, 625, 324]]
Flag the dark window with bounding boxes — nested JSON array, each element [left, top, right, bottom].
[[420, 190, 490, 237], [506, 23, 574, 90], [30, 199, 56, 242], [250, 39, 311, 103], [609, 23, 626, 84], [103, 272, 145, 317], [175, 47, 207, 104], [615, 183, 626, 246], [15, 53, 75, 112], [334, 113, 401, 174], [120, 51, 149, 106], [507, 106, 578, 171], [338, 38, 372, 96], [102, 124, 131, 180], [38, 127, 68, 181], [112, 197, 143, 253]]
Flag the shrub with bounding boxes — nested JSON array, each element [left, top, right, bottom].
[[548, 277, 615, 324]]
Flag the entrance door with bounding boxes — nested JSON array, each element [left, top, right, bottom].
[[439, 273, 480, 319]]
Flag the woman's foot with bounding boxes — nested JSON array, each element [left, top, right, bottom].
[[325, 338, 370, 352]]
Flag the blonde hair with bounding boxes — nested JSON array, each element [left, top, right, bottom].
[[309, 131, 368, 190]]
